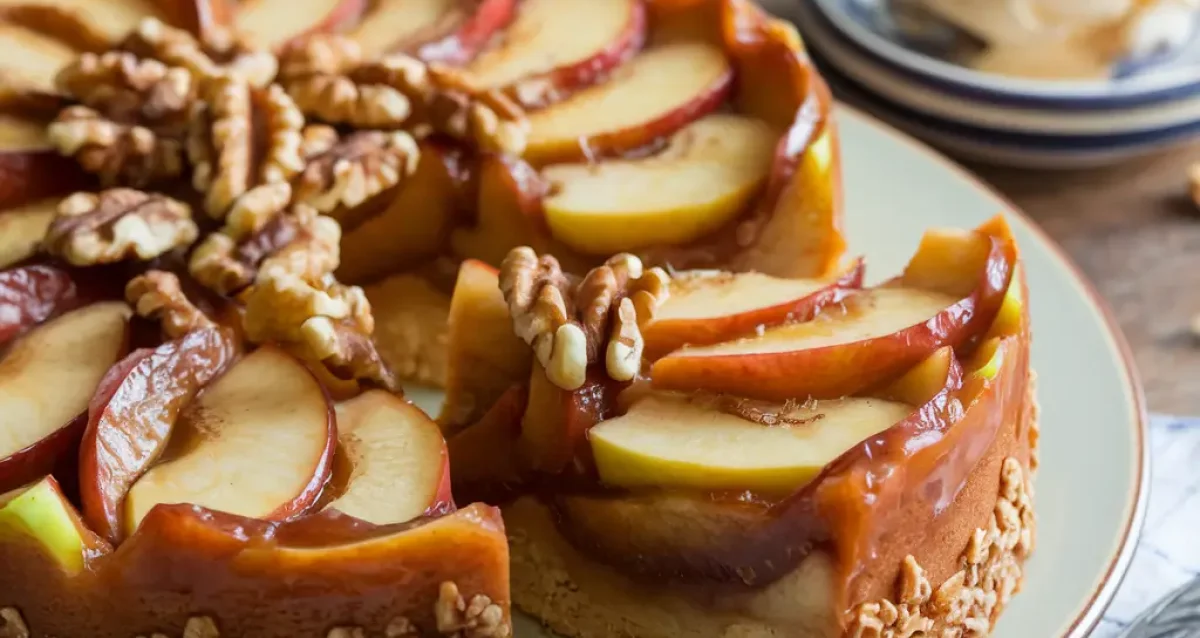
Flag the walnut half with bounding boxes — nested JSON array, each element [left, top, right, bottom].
[[241, 271, 397, 392], [499, 248, 670, 390], [48, 105, 186, 187], [126, 270, 216, 339], [187, 77, 305, 220], [44, 189, 197, 266], [293, 128, 420, 217], [188, 184, 340, 296]]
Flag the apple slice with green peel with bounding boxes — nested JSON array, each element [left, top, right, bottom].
[[440, 259, 532, 432], [0, 264, 79, 345], [524, 41, 733, 165], [651, 287, 964, 401], [464, 0, 645, 106], [0, 476, 109, 574], [323, 390, 454, 525], [540, 114, 777, 256], [79, 327, 239, 544], [643, 258, 864, 358], [123, 346, 335, 536], [0, 301, 130, 493], [589, 392, 914, 493], [233, 0, 365, 50]]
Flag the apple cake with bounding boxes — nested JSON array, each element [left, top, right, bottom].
[[442, 216, 1037, 638], [0, 0, 1034, 637]]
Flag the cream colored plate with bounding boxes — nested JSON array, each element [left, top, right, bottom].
[[405, 105, 1150, 638]]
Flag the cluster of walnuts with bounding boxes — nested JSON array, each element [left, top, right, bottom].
[[499, 247, 671, 390], [37, 17, 527, 391]]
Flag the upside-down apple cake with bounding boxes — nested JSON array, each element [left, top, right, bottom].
[[0, 1, 1034, 637]]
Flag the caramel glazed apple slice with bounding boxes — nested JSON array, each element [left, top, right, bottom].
[[0, 12, 519, 638]]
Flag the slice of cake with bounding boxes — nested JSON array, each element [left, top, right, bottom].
[[444, 217, 1037, 638]]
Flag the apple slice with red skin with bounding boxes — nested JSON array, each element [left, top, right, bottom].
[[650, 229, 1016, 401], [123, 346, 335, 536], [413, 0, 518, 63], [463, 0, 646, 107], [79, 327, 239, 544], [0, 264, 79, 345], [555, 346, 963, 587], [523, 41, 733, 165], [323, 390, 454, 525], [349, 0, 516, 62], [234, 0, 366, 51], [518, 363, 617, 476], [0, 301, 131, 494], [643, 258, 864, 358]]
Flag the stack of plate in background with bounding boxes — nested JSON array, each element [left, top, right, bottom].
[[766, 0, 1200, 168]]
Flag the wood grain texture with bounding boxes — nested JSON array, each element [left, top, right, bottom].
[[968, 143, 1200, 415]]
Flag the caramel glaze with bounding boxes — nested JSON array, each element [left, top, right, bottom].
[[0, 504, 510, 638]]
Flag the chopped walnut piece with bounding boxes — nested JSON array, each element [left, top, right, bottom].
[[278, 35, 414, 128], [126, 270, 216, 339], [48, 105, 185, 186], [55, 50, 195, 134], [293, 129, 420, 215], [845, 456, 1036, 637], [44, 189, 197, 266], [422, 64, 529, 155], [326, 628, 365, 638], [182, 616, 219, 638], [119, 18, 277, 88], [189, 188, 339, 295], [187, 77, 305, 220], [499, 247, 670, 390], [241, 271, 396, 391], [0, 608, 28, 638], [300, 123, 339, 159], [435, 582, 510, 638], [278, 35, 527, 154]]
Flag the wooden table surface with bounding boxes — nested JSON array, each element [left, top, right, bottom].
[[965, 145, 1200, 415]]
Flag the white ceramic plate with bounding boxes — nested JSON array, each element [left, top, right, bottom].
[[407, 106, 1150, 638]]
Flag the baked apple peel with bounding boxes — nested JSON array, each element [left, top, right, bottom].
[[642, 257, 865, 358], [0, 263, 79, 345], [0, 301, 131, 495], [649, 223, 1018, 401], [79, 325, 239, 544]]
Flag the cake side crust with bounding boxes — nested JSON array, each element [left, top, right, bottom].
[[506, 379, 1039, 638]]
